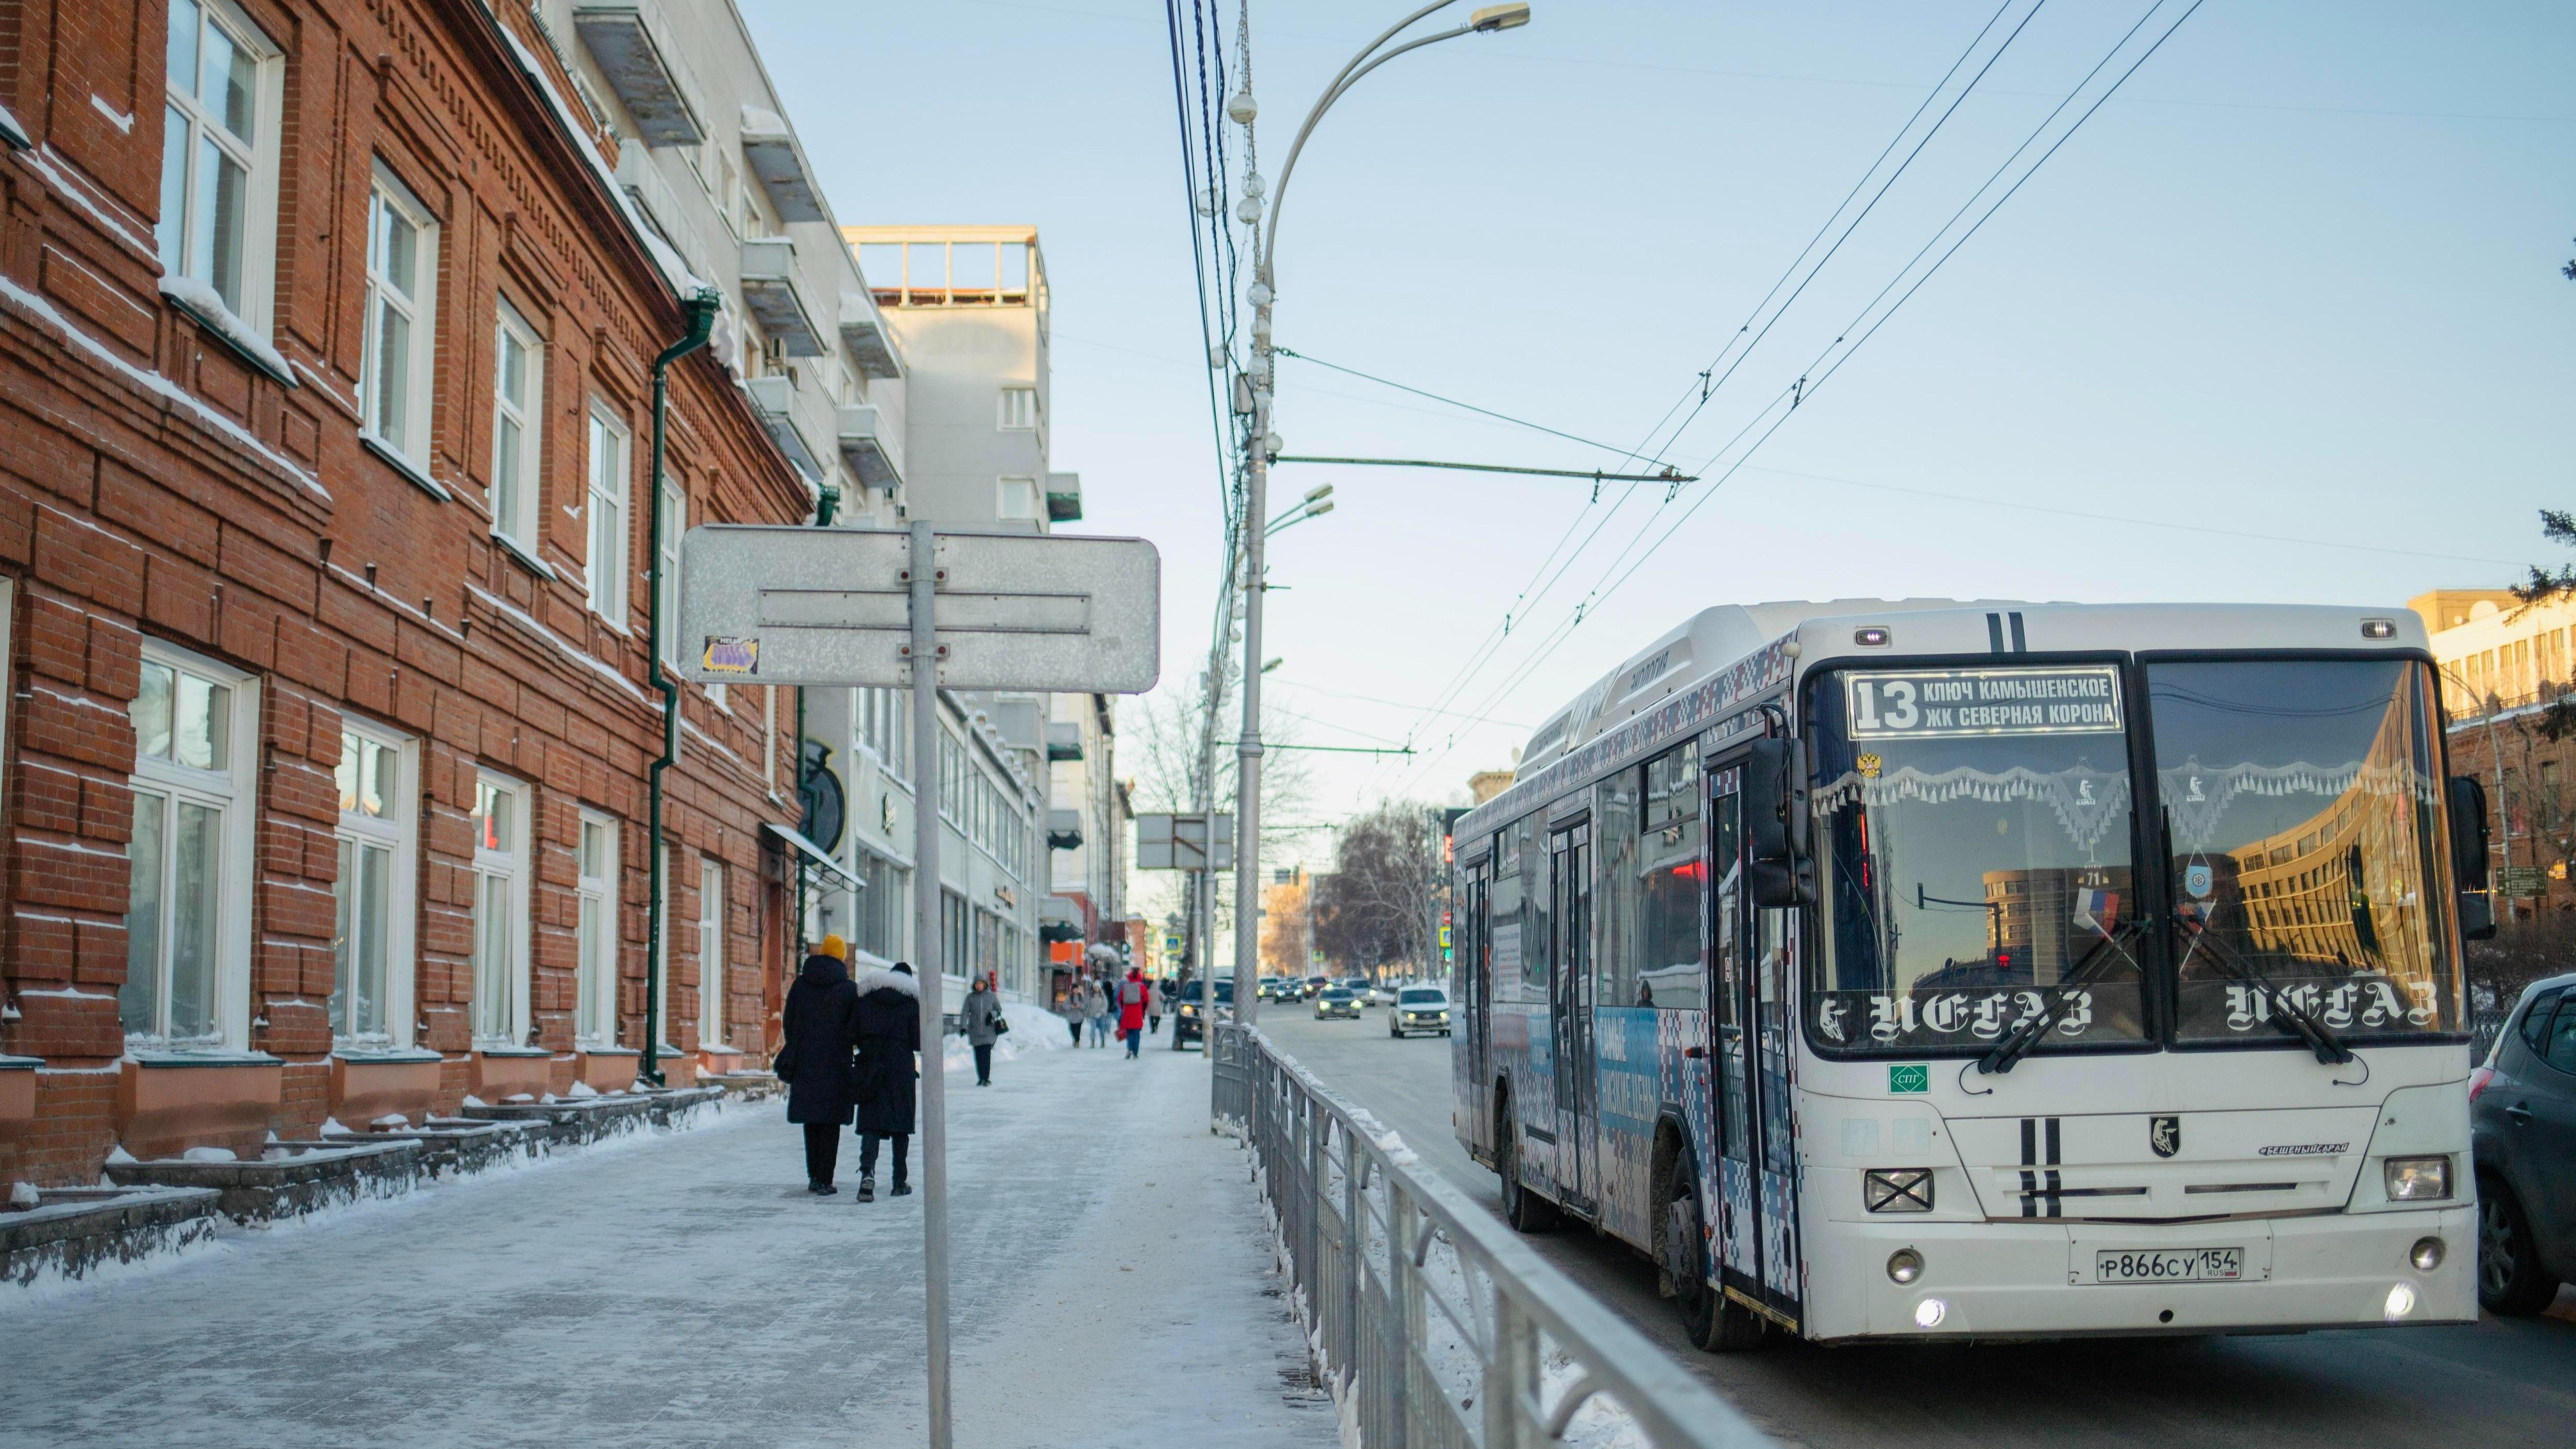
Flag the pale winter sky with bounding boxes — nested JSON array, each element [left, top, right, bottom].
[[742, 0, 2576, 861]]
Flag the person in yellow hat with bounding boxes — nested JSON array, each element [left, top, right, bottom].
[[779, 934, 859, 1194]]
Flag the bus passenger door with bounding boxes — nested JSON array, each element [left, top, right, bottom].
[[1752, 901, 1803, 1326], [1707, 767, 1763, 1301], [1550, 823, 1598, 1214], [1461, 856, 1492, 1153]]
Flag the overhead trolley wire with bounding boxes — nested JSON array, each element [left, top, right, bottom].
[[1384, 0, 2210, 798], [1365, 1, 2048, 793]]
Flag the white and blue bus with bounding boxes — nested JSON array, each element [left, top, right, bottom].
[[1451, 600, 2488, 1346]]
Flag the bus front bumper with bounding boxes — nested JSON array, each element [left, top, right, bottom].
[[1813, 1208, 2477, 1341]]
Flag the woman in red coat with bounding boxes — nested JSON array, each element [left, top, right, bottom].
[[1117, 967, 1149, 1059]]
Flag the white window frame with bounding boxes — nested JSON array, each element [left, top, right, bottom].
[[657, 476, 684, 672], [997, 386, 1037, 431], [332, 717, 419, 1049], [122, 641, 260, 1050], [470, 771, 532, 1049], [575, 810, 620, 1048], [654, 843, 675, 1050], [157, 0, 283, 335], [585, 400, 631, 626], [491, 298, 545, 549], [698, 857, 726, 1048], [359, 168, 438, 474], [997, 475, 1041, 521]]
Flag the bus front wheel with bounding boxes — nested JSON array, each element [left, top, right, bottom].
[[1669, 1164, 1765, 1352]]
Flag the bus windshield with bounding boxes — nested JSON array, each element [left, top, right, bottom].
[[2148, 658, 2457, 1041], [1806, 663, 2147, 1055]]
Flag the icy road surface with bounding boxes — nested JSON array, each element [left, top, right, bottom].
[[0, 1032, 1334, 1449]]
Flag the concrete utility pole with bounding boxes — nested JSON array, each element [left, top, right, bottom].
[[1228, 0, 1531, 1011]]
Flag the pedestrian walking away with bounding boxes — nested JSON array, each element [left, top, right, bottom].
[[1060, 983, 1085, 1047], [1148, 976, 1167, 1036], [1118, 966, 1149, 1059], [777, 935, 859, 1195], [851, 960, 923, 1201], [1084, 975, 1112, 1048], [962, 973, 1006, 1086]]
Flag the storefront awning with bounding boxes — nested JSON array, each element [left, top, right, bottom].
[[762, 822, 862, 891]]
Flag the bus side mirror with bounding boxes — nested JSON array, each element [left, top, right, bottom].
[[1745, 736, 1815, 909], [2448, 775, 2496, 942]]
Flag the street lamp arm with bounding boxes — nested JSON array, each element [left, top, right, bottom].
[[1262, 2, 1474, 281]]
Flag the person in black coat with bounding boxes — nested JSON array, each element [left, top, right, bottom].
[[851, 960, 922, 1201], [780, 935, 859, 1195]]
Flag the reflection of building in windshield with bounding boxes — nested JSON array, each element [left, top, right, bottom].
[[2192, 688, 2430, 985], [1980, 865, 2131, 985]]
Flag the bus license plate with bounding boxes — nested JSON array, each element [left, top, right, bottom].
[[2094, 1247, 2243, 1284]]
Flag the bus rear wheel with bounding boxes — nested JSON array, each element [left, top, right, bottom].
[[1498, 1098, 1558, 1234], [1669, 1165, 1764, 1352]]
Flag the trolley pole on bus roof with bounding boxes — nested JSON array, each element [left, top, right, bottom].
[[1228, 0, 1533, 1007]]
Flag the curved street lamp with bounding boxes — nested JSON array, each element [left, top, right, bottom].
[[1230, 2, 1532, 1016]]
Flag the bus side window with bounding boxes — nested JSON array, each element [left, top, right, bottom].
[[1596, 770, 1641, 1006], [1518, 815, 1549, 998]]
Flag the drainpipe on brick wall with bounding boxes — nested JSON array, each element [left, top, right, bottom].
[[642, 287, 721, 1088]]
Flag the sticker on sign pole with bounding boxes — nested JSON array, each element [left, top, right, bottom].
[[1888, 1063, 1930, 1095], [702, 637, 759, 674]]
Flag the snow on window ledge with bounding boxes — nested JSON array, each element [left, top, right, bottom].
[[158, 275, 296, 389], [491, 529, 560, 583], [0, 101, 29, 150], [361, 431, 452, 502]]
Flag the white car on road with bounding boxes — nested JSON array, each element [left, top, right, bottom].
[[1388, 986, 1451, 1038]]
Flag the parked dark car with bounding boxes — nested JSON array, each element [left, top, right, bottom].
[[2470, 970, 2576, 1315], [1172, 978, 1234, 1047]]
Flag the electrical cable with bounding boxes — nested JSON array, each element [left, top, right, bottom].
[[1365, 2, 2048, 790], [1386, 0, 2209, 797]]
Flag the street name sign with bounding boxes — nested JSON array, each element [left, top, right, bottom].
[[1138, 811, 1233, 872], [677, 524, 1160, 692], [673, 521, 1157, 1449]]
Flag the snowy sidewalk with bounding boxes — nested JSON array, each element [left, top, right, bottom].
[[0, 1032, 1334, 1449]]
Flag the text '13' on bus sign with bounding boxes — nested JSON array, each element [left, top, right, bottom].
[[1844, 664, 2122, 741]]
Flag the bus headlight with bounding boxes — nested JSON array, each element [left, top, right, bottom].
[[1864, 1168, 1934, 1213], [2383, 1283, 2416, 1320], [1886, 1248, 1924, 1285], [2384, 1156, 2449, 1201], [1913, 1297, 1947, 1329]]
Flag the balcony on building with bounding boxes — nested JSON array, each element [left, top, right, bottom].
[[848, 226, 1045, 312], [836, 403, 904, 490], [1047, 809, 1084, 850], [1045, 471, 1082, 523], [572, 5, 705, 145], [988, 698, 1044, 758], [1046, 721, 1082, 762], [838, 293, 904, 380], [744, 373, 823, 480], [738, 105, 827, 223], [739, 237, 825, 357], [1039, 894, 1084, 944]]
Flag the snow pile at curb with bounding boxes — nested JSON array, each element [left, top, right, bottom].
[[938, 998, 1072, 1076]]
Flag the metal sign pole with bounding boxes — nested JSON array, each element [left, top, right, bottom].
[[908, 522, 954, 1448]]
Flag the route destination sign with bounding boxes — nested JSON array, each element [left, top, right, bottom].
[[1843, 664, 2122, 741]]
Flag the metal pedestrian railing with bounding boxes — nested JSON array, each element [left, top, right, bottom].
[[1210, 1024, 1776, 1449]]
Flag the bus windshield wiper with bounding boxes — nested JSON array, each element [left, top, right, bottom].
[[2177, 927, 2355, 1065], [1977, 921, 2144, 1077]]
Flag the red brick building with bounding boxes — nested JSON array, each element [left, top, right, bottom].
[[0, 0, 815, 1184]]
